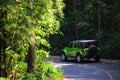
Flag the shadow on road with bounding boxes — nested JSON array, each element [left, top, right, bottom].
[[49, 56, 120, 80]]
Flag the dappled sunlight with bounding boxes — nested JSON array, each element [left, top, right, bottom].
[[54, 62, 73, 68]]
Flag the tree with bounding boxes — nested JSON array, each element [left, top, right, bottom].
[[26, 0, 35, 73], [97, 0, 101, 46], [0, 0, 9, 77], [0, 0, 64, 79]]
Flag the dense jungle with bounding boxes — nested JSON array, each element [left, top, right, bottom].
[[0, 0, 120, 80]]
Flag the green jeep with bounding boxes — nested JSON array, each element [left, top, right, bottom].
[[61, 40, 101, 62]]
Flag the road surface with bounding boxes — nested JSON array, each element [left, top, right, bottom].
[[49, 56, 120, 80]]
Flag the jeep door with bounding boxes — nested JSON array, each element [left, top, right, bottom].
[[68, 42, 80, 57], [67, 42, 75, 56]]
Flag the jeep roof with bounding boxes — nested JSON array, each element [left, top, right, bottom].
[[71, 40, 97, 43]]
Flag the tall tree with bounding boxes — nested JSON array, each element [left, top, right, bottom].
[[0, 0, 64, 79], [97, 0, 101, 45], [0, 0, 8, 77], [27, 0, 35, 73]]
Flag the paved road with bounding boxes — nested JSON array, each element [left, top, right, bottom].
[[49, 57, 120, 80]]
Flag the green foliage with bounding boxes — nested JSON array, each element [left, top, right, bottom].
[[100, 0, 120, 60], [35, 62, 63, 80], [0, 78, 8, 80], [0, 0, 64, 79], [102, 32, 120, 59], [22, 62, 63, 80]]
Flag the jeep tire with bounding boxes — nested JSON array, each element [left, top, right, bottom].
[[61, 53, 68, 61], [76, 54, 83, 63]]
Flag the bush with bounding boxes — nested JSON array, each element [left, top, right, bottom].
[[0, 78, 8, 80], [22, 62, 63, 80], [102, 32, 120, 60]]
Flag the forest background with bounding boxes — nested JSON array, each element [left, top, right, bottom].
[[0, 0, 120, 80], [50, 0, 120, 60]]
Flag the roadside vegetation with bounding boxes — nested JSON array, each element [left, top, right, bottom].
[[0, 0, 64, 79]]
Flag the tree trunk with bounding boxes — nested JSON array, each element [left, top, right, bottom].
[[97, 0, 101, 46], [0, 37, 7, 77], [27, 31, 35, 73], [0, 10, 7, 77], [27, 42, 35, 73], [27, 0, 35, 73]]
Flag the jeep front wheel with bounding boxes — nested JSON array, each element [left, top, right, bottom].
[[76, 54, 83, 63], [61, 53, 67, 61]]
